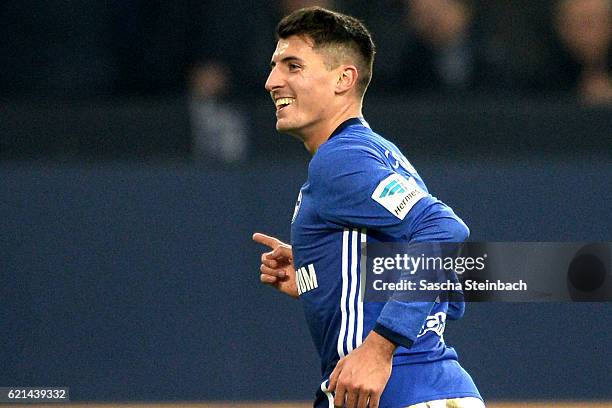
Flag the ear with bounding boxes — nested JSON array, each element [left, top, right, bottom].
[[335, 65, 359, 94]]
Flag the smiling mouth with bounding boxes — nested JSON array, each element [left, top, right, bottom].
[[275, 97, 295, 111]]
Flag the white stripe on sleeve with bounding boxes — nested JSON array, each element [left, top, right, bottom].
[[346, 228, 359, 353], [337, 228, 350, 358], [356, 228, 366, 347]]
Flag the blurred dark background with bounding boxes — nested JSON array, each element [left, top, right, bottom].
[[1, 0, 611, 403]]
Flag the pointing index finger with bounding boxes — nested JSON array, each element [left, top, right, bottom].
[[252, 232, 281, 249]]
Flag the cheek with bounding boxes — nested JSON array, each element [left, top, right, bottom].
[[293, 73, 336, 111], [311, 76, 337, 98]]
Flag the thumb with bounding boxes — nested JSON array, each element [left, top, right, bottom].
[[269, 245, 291, 260]]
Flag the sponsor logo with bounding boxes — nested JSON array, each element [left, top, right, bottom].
[[296, 264, 318, 295], [379, 180, 406, 198], [371, 174, 427, 220]]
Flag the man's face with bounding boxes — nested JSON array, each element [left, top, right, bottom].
[[265, 35, 339, 137]]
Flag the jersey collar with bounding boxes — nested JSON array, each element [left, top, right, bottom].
[[328, 117, 369, 140]]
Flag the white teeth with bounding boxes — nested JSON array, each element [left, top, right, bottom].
[[275, 97, 295, 107]]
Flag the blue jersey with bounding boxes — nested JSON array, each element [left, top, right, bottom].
[[290, 118, 481, 407]]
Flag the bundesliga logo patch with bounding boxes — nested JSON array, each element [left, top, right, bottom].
[[371, 174, 426, 220]]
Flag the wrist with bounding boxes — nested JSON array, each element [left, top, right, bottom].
[[372, 322, 415, 350], [364, 330, 397, 358]]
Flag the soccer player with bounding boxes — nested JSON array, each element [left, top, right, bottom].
[[253, 7, 483, 408]]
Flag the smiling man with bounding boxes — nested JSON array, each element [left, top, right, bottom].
[[253, 7, 483, 408], [265, 10, 373, 154]]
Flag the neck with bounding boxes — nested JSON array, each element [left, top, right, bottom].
[[301, 100, 363, 155]]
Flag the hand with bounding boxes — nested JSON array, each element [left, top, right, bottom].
[[252, 232, 298, 299], [328, 331, 395, 408]]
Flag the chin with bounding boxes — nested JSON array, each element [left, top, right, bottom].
[[276, 119, 295, 133], [276, 121, 304, 140]]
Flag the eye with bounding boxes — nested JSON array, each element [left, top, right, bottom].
[[288, 63, 301, 72]]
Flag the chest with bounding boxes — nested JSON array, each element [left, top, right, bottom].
[[290, 182, 328, 253]]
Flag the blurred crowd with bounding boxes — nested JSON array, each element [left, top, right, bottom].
[[188, 0, 612, 103], [3, 0, 611, 102], [187, 0, 612, 161], [2, 0, 611, 161]]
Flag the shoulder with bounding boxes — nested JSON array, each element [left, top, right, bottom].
[[310, 131, 389, 181]]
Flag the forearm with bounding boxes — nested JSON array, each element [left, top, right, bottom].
[[363, 329, 398, 357]]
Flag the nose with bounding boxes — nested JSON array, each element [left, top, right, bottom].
[[265, 66, 284, 93]]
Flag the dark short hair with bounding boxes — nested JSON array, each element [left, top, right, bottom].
[[276, 7, 376, 96]]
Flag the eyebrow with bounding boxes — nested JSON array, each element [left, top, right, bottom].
[[270, 56, 304, 69]]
